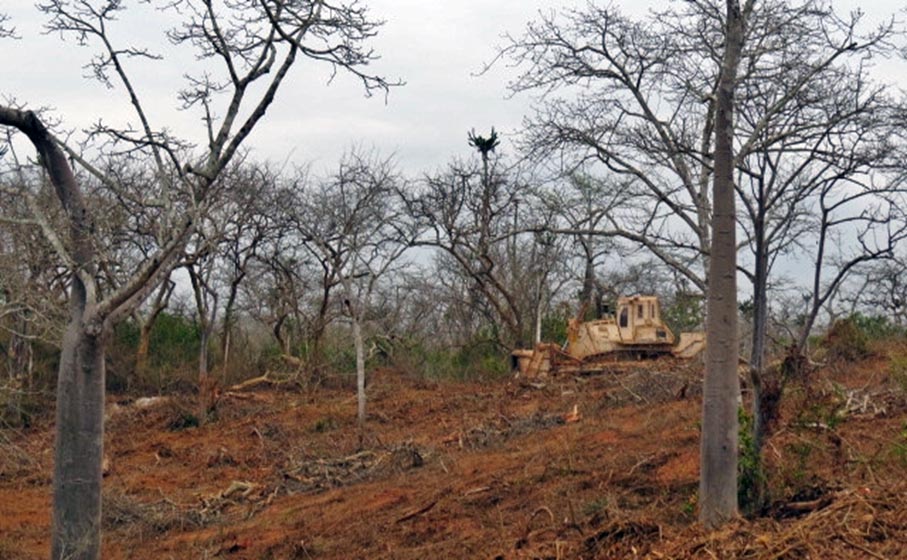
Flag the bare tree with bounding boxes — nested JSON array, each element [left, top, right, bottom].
[[794, 187, 907, 353], [296, 150, 412, 426], [404, 131, 536, 348], [533, 172, 631, 317], [217, 165, 277, 376], [185, 229, 220, 416], [845, 256, 907, 326], [499, 0, 900, 325], [184, 161, 281, 411], [0, 164, 69, 405], [239, 181, 348, 380], [728, 5, 904, 465], [700, 0, 751, 529], [0, 1, 396, 557]]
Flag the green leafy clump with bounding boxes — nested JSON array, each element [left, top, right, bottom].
[[889, 353, 907, 393], [737, 406, 766, 514], [850, 313, 905, 339], [311, 416, 337, 433], [822, 317, 871, 362]]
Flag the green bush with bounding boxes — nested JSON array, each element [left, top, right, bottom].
[[738, 406, 766, 514], [149, 313, 202, 368], [889, 353, 907, 393], [850, 313, 905, 339], [389, 334, 511, 382], [664, 292, 705, 333], [107, 312, 201, 393], [540, 309, 569, 343], [822, 317, 871, 362]]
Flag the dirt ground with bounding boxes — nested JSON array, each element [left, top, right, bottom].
[[2, 352, 907, 559]]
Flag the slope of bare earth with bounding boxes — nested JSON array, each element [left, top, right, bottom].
[[2, 350, 907, 559]]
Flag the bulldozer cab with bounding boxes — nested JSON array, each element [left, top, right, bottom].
[[616, 295, 662, 342]]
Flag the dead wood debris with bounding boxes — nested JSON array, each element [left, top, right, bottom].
[[282, 442, 426, 494], [595, 367, 703, 408], [102, 488, 204, 534], [442, 411, 565, 449], [196, 480, 271, 521], [395, 500, 438, 523], [657, 485, 907, 559]]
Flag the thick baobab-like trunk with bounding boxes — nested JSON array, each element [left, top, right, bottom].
[[0, 106, 107, 560], [52, 290, 106, 560], [700, 0, 748, 529]]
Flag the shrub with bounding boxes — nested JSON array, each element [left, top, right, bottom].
[[822, 317, 871, 362], [889, 353, 907, 393], [738, 406, 766, 514], [664, 292, 704, 333], [850, 313, 904, 339]]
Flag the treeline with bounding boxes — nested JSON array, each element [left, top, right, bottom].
[[3, 2, 907, 409]]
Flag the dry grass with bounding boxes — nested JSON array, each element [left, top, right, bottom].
[[102, 488, 204, 535], [658, 484, 907, 559]]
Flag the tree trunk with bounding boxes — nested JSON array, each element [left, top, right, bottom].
[[52, 283, 106, 560], [797, 216, 829, 355], [133, 277, 172, 383], [135, 320, 152, 378], [534, 297, 543, 345], [581, 244, 601, 318], [198, 327, 211, 420], [699, 0, 747, 529], [749, 231, 774, 451], [353, 317, 366, 425], [743, 227, 777, 513], [0, 106, 106, 559], [220, 277, 242, 376], [188, 264, 216, 421]]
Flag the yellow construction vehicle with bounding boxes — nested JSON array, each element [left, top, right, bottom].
[[511, 295, 705, 377]]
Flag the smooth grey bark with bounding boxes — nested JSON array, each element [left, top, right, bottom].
[[0, 106, 106, 560], [352, 311, 366, 425], [52, 302, 105, 560], [700, 0, 750, 529]]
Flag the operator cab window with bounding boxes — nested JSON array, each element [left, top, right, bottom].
[[619, 307, 628, 328], [637, 304, 644, 319]]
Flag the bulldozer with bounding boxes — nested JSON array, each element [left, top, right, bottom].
[[511, 295, 705, 377]]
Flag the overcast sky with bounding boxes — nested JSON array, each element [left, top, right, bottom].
[[3, 0, 903, 176]]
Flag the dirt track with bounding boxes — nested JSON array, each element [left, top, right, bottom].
[[2, 356, 906, 559]]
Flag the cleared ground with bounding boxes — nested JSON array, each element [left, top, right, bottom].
[[2, 350, 906, 559]]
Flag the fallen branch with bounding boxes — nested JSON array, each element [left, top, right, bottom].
[[395, 500, 437, 523], [840, 537, 888, 560], [463, 486, 491, 496], [228, 373, 273, 392]]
